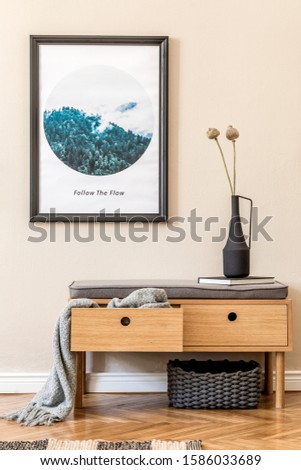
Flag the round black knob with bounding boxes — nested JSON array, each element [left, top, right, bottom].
[[120, 316, 131, 326], [228, 312, 237, 322]]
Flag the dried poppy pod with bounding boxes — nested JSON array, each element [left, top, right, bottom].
[[207, 128, 220, 139], [226, 125, 239, 141]]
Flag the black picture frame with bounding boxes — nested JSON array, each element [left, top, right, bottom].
[[30, 35, 168, 222]]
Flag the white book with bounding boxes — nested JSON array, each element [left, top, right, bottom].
[[197, 276, 275, 286]]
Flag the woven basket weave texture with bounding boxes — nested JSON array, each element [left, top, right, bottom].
[[167, 359, 261, 409]]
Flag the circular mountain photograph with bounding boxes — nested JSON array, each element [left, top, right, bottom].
[[43, 65, 154, 176]]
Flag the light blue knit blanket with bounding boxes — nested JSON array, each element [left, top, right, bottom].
[[1, 288, 170, 426]]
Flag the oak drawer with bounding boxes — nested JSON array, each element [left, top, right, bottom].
[[183, 304, 289, 349], [71, 307, 183, 352]]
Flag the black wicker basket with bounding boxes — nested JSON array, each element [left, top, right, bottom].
[[167, 359, 261, 409]]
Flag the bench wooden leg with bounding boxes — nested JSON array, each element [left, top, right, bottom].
[[75, 352, 85, 409], [275, 352, 285, 409], [264, 352, 274, 395]]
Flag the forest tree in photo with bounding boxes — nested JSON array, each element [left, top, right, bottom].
[[44, 107, 152, 176]]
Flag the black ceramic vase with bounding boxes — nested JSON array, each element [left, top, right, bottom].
[[223, 195, 253, 278]]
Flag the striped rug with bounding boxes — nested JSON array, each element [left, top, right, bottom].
[[0, 439, 201, 450]]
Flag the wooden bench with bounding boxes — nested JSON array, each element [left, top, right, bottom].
[[69, 280, 292, 409]]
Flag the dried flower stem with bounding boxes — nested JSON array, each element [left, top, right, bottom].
[[214, 138, 234, 195], [232, 140, 236, 195]]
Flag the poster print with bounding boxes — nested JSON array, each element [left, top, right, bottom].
[[30, 36, 168, 222]]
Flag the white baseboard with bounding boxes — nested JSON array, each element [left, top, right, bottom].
[[0, 374, 49, 393], [0, 371, 301, 393], [86, 372, 167, 393], [281, 371, 301, 391]]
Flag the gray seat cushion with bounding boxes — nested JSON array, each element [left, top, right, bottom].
[[69, 279, 288, 300]]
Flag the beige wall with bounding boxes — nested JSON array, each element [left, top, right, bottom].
[[0, 0, 301, 377]]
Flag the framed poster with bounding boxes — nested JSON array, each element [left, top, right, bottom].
[[30, 35, 168, 222]]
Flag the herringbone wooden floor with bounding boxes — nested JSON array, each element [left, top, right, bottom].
[[0, 392, 301, 449]]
